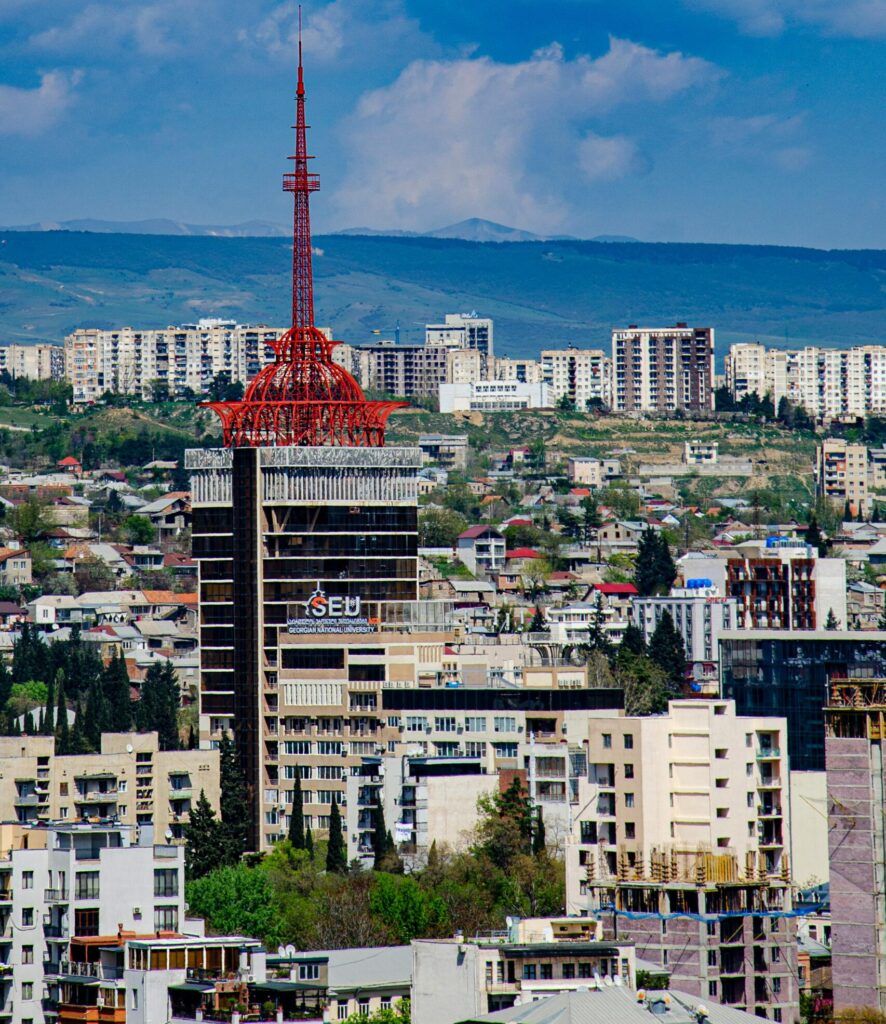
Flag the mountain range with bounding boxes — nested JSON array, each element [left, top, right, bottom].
[[1, 216, 634, 244], [0, 228, 883, 358]]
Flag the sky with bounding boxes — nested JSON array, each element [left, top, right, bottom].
[[0, 0, 884, 248]]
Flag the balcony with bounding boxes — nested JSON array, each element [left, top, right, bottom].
[[57, 1005, 126, 1024], [756, 749, 780, 760], [44, 925, 69, 938], [74, 791, 118, 804], [44, 889, 69, 903]]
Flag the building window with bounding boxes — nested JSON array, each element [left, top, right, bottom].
[[602, 734, 612, 749], [625, 793, 634, 808], [540, 964, 553, 980], [75, 872, 100, 900], [154, 906, 179, 932], [774, 1010, 782, 1022], [22, 983, 33, 1000], [154, 869, 179, 898], [522, 964, 537, 980], [337, 1006, 348, 1021], [578, 963, 591, 978], [562, 963, 575, 979], [75, 908, 99, 936], [21, 871, 33, 889], [708, 981, 717, 997], [623, 734, 633, 750], [773, 977, 781, 994], [435, 717, 457, 733], [624, 764, 634, 779], [625, 823, 635, 839], [358, 1002, 369, 1016], [22, 945, 34, 964], [381, 998, 391, 1011], [707, 950, 716, 966], [299, 963, 320, 980], [772, 947, 781, 963], [21, 908, 33, 927]]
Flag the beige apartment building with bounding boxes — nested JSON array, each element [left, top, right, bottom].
[[612, 324, 714, 413], [565, 699, 789, 912], [540, 347, 611, 409], [493, 356, 542, 384], [726, 342, 886, 421], [0, 343, 64, 381], [64, 321, 290, 402], [815, 438, 871, 516], [0, 731, 220, 840]]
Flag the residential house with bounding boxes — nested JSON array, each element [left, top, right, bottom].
[[457, 527, 506, 576]]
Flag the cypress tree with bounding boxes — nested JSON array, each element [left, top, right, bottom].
[[532, 808, 546, 855], [103, 654, 132, 732], [653, 534, 677, 593], [648, 610, 687, 691], [82, 676, 107, 752], [184, 790, 224, 880], [187, 725, 197, 750], [325, 799, 347, 874], [305, 827, 314, 862], [139, 661, 180, 750], [218, 732, 249, 861], [56, 676, 70, 754], [619, 622, 647, 660], [43, 669, 57, 735], [634, 528, 661, 596], [24, 710, 35, 735], [289, 774, 305, 849], [371, 795, 388, 870]]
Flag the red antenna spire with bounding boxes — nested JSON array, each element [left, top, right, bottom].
[[284, 4, 319, 331], [201, 17, 406, 449]]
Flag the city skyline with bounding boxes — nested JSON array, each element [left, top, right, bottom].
[[0, 0, 884, 249]]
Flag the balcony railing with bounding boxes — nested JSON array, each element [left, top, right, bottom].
[[44, 889, 69, 902]]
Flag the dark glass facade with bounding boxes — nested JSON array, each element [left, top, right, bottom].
[[720, 636, 886, 771]]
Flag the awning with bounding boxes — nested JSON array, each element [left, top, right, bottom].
[[168, 982, 216, 993], [251, 981, 324, 993]]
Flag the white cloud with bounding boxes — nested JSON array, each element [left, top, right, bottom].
[[331, 38, 720, 233], [0, 69, 81, 136], [687, 0, 886, 38], [707, 112, 812, 171], [241, 0, 435, 65]]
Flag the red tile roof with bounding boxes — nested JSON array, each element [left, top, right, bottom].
[[506, 547, 540, 559], [458, 525, 499, 540], [593, 583, 638, 595]]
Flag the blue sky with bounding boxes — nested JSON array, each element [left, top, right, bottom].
[[0, 0, 884, 247]]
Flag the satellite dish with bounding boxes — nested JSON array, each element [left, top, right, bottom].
[[604, 976, 614, 987], [164, 829, 173, 842], [277, 946, 286, 957], [126, 744, 133, 754], [285, 944, 296, 958], [614, 975, 623, 986]]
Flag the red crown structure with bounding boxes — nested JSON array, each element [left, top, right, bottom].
[[204, 18, 403, 448]]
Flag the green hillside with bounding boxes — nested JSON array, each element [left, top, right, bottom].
[[1, 230, 884, 358]]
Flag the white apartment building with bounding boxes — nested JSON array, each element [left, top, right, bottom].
[[493, 357, 542, 385], [540, 347, 611, 409], [566, 456, 620, 488], [425, 313, 493, 361], [0, 820, 188, 1024], [446, 348, 483, 384], [439, 381, 551, 413], [64, 320, 288, 402], [632, 581, 740, 688], [565, 700, 789, 913], [815, 438, 871, 516], [0, 344, 64, 381], [725, 343, 886, 421], [612, 324, 714, 413]]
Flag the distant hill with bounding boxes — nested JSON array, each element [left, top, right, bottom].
[[0, 229, 884, 358], [0, 218, 291, 237]]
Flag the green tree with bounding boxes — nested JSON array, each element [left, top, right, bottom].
[[372, 796, 392, 871], [82, 676, 108, 751], [825, 608, 840, 630], [43, 669, 56, 735], [326, 799, 347, 874], [528, 606, 547, 633], [369, 875, 445, 944], [619, 654, 672, 716], [185, 790, 225, 879], [185, 863, 282, 946], [806, 513, 827, 557], [634, 528, 662, 596], [619, 622, 647, 661], [289, 774, 305, 850], [219, 732, 250, 860], [9, 496, 55, 545], [648, 610, 687, 689], [55, 675, 70, 754], [474, 778, 534, 871], [419, 508, 469, 547], [532, 808, 546, 855], [123, 515, 156, 546], [103, 654, 132, 732], [137, 660, 180, 750], [305, 827, 315, 861]]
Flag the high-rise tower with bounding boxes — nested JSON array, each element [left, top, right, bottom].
[[187, 35, 441, 852]]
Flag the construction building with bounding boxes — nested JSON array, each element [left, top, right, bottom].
[[611, 324, 714, 414], [824, 677, 886, 1015]]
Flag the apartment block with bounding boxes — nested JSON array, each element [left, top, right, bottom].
[[566, 700, 790, 911], [355, 343, 451, 397], [64, 321, 287, 402], [725, 343, 886, 421], [425, 313, 494, 362], [687, 538, 847, 631], [0, 344, 65, 381], [566, 457, 620, 488], [412, 922, 636, 1024], [417, 434, 469, 470], [0, 820, 188, 1024], [446, 348, 483, 385], [493, 357, 542, 385], [0, 732, 220, 841], [540, 347, 611, 409], [815, 439, 872, 516], [612, 324, 714, 413]]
